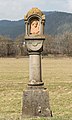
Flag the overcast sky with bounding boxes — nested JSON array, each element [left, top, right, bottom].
[[0, 0, 72, 20]]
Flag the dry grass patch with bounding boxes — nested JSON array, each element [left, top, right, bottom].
[[0, 57, 72, 120]]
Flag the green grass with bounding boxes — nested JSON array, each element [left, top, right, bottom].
[[0, 58, 72, 120]]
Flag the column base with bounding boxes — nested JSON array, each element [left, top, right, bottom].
[[22, 87, 52, 118], [28, 81, 44, 86]]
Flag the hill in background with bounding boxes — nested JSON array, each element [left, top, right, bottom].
[[0, 11, 72, 38], [45, 11, 72, 35]]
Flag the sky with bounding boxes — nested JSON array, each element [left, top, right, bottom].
[[0, 0, 72, 20]]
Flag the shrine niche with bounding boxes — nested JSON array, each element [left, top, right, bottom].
[[24, 7, 45, 36]]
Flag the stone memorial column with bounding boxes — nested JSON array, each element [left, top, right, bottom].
[[22, 8, 52, 118]]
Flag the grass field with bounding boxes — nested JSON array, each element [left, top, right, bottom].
[[0, 57, 72, 120]]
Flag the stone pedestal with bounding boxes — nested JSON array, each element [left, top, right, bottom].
[[22, 87, 51, 118]]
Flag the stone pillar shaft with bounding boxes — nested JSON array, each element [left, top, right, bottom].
[[28, 53, 44, 86]]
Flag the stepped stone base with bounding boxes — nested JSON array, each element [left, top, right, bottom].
[[22, 87, 52, 118]]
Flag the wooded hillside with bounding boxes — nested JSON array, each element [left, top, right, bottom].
[[0, 11, 72, 38]]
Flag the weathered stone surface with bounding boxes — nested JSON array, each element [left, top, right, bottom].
[[26, 40, 43, 52], [22, 88, 51, 118], [29, 54, 42, 86], [24, 8, 44, 20], [22, 7, 52, 118]]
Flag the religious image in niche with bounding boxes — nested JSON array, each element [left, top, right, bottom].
[[30, 19, 40, 34]]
